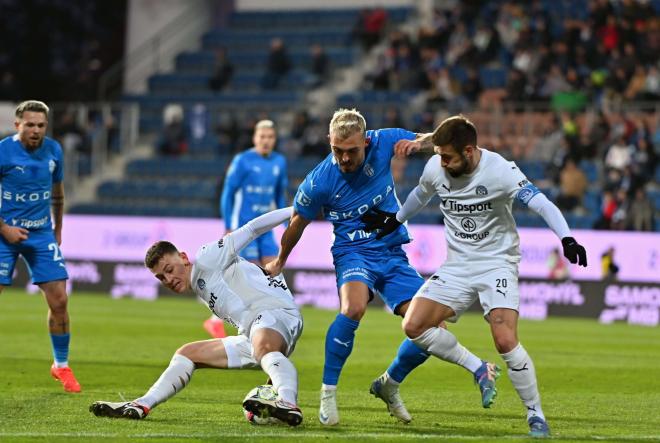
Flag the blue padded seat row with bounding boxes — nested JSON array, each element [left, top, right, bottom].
[[98, 180, 217, 200], [337, 91, 415, 105], [583, 191, 601, 213], [227, 8, 410, 29], [126, 90, 301, 106], [517, 161, 548, 181], [125, 157, 231, 177], [286, 156, 325, 177], [148, 74, 211, 94], [202, 30, 351, 49], [176, 49, 355, 70], [479, 67, 508, 89], [579, 160, 599, 182]]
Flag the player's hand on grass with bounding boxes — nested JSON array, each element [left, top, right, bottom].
[[264, 259, 283, 276], [561, 237, 587, 267], [393, 139, 421, 157], [0, 225, 29, 244], [361, 208, 401, 239]]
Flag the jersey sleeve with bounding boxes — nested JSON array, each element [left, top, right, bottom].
[[220, 155, 245, 228], [52, 141, 64, 183], [371, 128, 416, 159], [397, 158, 437, 222], [502, 161, 541, 207], [293, 172, 324, 221], [195, 238, 234, 272], [225, 207, 292, 252]]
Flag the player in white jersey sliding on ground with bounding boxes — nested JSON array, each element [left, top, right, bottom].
[[90, 207, 303, 426], [362, 115, 587, 438]]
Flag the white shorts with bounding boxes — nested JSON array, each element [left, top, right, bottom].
[[221, 308, 303, 369], [415, 261, 520, 321]]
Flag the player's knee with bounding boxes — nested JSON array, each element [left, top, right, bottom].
[[252, 342, 280, 363], [340, 303, 366, 321], [175, 342, 201, 361], [47, 293, 68, 314], [492, 334, 517, 354], [402, 316, 428, 339]]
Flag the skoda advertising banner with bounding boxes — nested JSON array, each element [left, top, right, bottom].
[[11, 215, 660, 326]]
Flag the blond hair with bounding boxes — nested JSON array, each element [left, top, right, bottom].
[[15, 100, 49, 119], [329, 108, 366, 141], [255, 119, 275, 130]]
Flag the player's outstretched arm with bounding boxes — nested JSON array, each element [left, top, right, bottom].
[[527, 194, 587, 266], [393, 132, 434, 157], [228, 207, 293, 253], [264, 211, 310, 276]]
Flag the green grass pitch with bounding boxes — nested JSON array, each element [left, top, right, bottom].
[[1, 289, 659, 442]]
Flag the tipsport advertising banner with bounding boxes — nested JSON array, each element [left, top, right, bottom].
[[10, 215, 660, 326]]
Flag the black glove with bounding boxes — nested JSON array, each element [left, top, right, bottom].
[[360, 208, 402, 239], [561, 237, 587, 267]]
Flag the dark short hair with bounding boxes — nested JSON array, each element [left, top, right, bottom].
[[145, 241, 179, 269], [431, 115, 477, 154], [15, 100, 49, 119]]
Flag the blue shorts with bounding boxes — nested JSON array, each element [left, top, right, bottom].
[[0, 229, 68, 285], [239, 231, 279, 262], [334, 246, 424, 314]]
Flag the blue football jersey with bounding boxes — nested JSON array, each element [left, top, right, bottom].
[[0, 135, 63, 231], [294, 128, 415, 255], [221, 148, 288, 229]]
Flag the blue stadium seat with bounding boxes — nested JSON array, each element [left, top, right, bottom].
[[479, 67, 507, 89]]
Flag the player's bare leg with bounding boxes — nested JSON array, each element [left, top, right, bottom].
[[489, 308, 549, 437], [91, 339, 227, 419], [405, 297, 500, 408], [41, 280, 81, 393]]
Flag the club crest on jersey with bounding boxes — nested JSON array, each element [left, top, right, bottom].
[[218, 239, 224, 248], [49, 160, 56, 173], [197, 279, 206, 290], [363, 163, 374, 177], [461, 217, 477, 232], [296, 189, 312, 207], [273, 165, 280, 176], [476, 185, 488, 196]]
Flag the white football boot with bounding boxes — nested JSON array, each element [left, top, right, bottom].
[[318, 388, 339, 426], [370, 373, 412, 424]]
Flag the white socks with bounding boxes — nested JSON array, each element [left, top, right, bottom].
[[500, 343, 544, 421], [261, 351, 298, 405], [411, 327, 483, 373], [136, 354, 195, 409]]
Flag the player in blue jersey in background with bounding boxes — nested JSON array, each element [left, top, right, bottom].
[[202, 120, 289, 338], [266, 108, 499, 426], [0, 101, 80, 393]]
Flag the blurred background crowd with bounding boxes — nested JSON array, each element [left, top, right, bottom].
[[0, 0, 657, 231]]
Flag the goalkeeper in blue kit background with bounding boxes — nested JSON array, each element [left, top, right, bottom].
[[0, 100, 80, 393], [203, 119, 289, 338]]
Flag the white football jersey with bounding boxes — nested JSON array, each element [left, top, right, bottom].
[[190, 234, 297, 336], [416, 149, 535, 264]]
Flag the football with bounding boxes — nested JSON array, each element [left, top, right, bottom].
[[242, 385, 281, 425]]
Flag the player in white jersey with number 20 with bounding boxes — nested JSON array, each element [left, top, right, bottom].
[[90, 207, 303, 426], [362, 115, 587, 438]]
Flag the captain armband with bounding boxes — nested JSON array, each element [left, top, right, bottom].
[[515, 183, 541, 206]]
